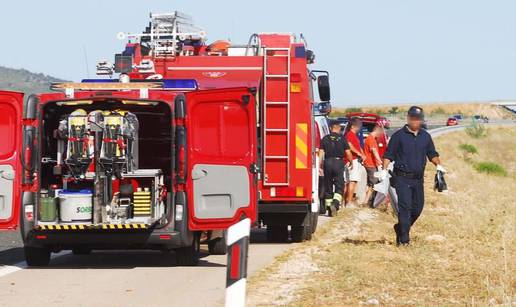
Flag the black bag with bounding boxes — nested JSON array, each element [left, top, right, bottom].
[[434, 170, 447, 192]]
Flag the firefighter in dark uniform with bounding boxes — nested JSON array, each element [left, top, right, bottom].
[[319, 120, 353, 216], [380, 106, 446, 245]]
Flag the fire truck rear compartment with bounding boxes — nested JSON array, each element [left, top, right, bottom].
[[38, 100, 173, 228]]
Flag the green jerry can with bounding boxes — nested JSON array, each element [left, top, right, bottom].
[[40, 196, 57, 222]]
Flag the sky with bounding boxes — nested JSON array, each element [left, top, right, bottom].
[[1, 0, 516, 106]]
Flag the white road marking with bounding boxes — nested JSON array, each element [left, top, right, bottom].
[[0, 251, 70, 278]]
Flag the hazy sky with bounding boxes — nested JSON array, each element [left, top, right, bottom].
[[1, 0, 516, 106]]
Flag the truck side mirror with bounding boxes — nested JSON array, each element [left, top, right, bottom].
[[318, 75, 331, 102]]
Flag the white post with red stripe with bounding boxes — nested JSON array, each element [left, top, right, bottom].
[[225, 218, 251, 307]]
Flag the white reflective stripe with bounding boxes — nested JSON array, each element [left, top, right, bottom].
[[225, 278, 247, 307], [168, 66, 262, 71], [226, 218, 251, 246]]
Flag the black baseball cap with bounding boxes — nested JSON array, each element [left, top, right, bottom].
[[408, 106, 424, 119]]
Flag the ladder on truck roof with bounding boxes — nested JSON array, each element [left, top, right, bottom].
[[263, 47, 291, 186]]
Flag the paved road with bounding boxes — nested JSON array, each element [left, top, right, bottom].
[[0, 217, 330, 307]]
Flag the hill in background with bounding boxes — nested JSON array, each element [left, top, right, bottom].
[[0, 66, 66, 96]]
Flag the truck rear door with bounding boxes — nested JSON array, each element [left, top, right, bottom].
[[0, 91, 23, 230], [185, 88, 257, 230]]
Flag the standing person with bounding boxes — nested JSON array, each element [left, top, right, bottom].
[[363, 124, 384, 207], [344, 117, 366, 207], [379, 106, 446, 246], [319, 121, 354, 216]]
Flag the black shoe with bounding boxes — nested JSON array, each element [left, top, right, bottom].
[[393, 224, 400, 245], [332, 199, 341, 211]]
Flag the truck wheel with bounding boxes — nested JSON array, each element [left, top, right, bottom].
[[208, 236, 227, 255], [291, 224, 312, 242], [311, 212, 318, 234], [72, 248, 92, 255], [176, 234, 200, 266], [319, 198, 327, 215], [24, 246, 51, 267], [266, 226, 288, 242]]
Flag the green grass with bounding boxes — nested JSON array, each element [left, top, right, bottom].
[[459, 143, 478, 154], [474, 161, 508, 176], [465, 122, 487, 138]]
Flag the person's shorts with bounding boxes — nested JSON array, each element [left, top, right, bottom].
[[344, 159, 361, 182], [365, 167, 379, 187]]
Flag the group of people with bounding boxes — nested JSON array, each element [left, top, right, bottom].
[[319, 117, 384, 214], [319, 106, 446, 245]]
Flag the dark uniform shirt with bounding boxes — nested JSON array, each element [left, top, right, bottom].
[[321, 132, 350, 159], [384, 125, 439, 177]]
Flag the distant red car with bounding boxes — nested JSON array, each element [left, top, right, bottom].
[[447, 117, 458, 126]]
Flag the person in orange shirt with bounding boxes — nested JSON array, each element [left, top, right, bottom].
[[363, 124, 384, 207]]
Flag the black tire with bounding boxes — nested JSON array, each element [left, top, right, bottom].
[[319, 199, 327, 215], [266, 225, 288, 242], [311, 212, 318, 234], [72, 248, 92, 255], [24, 246, 51, 267], [208, 236, 227, 255], [176, 234, 200, 266], [292, 213, 313, 243], [291, 224, 312, 242]]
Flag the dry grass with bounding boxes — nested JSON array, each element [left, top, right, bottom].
[[333, 102, 514, 120], [248, 128, 516, 306]]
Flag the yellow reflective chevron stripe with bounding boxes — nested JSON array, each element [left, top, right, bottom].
[[296, 123, 308, 169], [34, 223, 149, 231]]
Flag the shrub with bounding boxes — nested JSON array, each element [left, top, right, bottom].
[[459, 143, 478, 154], [465, 122, 487, 139], [388, 106, 399, 115], [474, 162, 508, 177]]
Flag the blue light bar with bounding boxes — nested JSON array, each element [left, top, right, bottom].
[[162, 79, 198, 90], [81, 78, 197, 90]]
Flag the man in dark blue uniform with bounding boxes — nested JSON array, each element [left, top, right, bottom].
[[379, 106, 446, 245], [319, 120, 353, 216]]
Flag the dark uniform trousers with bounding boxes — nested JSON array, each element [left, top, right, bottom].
[[394, 176, 424, 243], [323, 158, 344, 201]]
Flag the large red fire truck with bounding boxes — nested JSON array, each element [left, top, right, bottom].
[[0, 12, 331, 266], [108, 12, 333, 242]]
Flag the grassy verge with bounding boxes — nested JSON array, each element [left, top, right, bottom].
[[249, 128, 516, 306]]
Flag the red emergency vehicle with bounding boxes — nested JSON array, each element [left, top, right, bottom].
[[0, 83, 258, 266], [0, 12, 331, 266], [109, 13, 332, 242]]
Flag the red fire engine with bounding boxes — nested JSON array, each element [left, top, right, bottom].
[[108, 12, 333, 242], [0, 12, 331, 266]]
